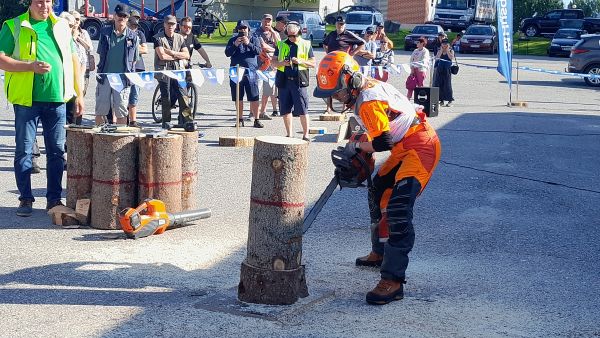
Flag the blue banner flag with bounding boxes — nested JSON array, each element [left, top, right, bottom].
[[497, 0, 513, 88]]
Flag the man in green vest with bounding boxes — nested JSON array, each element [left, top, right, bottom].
[[0, 0, 84, 217], [271, 22, 315, 141]]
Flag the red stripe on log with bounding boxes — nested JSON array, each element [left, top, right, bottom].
[[139, 180, 183, 188], [182, 171, 197, 177], [92, 178, 136, 185], [250, 198, 304, 208]]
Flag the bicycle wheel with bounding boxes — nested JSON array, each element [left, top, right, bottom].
[[187, 84, 198, 120], [152, 85, 162, 123], [217, 20, 227, 37]]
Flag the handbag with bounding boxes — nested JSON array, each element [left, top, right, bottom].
[[405, 72, 418, 90], [86, 52, 96, 72], [450, 56, 459, 75]]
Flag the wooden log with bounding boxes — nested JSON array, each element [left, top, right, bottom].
[[238, 136, 309, 305], [319, 113, 345, 122], [66, 129, 94, 209], [168, 130, 199, 210], [75, 198, 91, 225], [219, 136, 254, 147], [138, 134, 183, 213], [61, 213, 81, 227], [308, 127, 327, 134], [91, 133, 138, 230]]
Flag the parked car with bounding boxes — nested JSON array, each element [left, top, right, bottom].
[[324, 5, 380, 25], [344, 11, 384, 35], [519, 9, 600, 37], [567, 34, 600, 87], [276, 10, 327, 46], [404, 24, 444, 51], [548, 28, 585, 57], [459, 24, 497, 54]]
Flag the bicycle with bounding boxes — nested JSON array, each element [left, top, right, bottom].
[[151, 63, 206, 123], [192, 6, 227, 38]]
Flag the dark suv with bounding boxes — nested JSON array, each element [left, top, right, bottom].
[[567, 34, 600, 87]]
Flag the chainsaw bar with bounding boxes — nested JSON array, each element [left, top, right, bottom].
[[303, 176, 339, 234]]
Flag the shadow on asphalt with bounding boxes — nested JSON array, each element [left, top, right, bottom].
[[500, 78, 595, 89]]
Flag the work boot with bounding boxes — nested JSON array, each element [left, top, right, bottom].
[[365, 279, 405, 305], [271, 110, 279, 117], [355, 251, 383, 267], [16, 200, 33, 217]]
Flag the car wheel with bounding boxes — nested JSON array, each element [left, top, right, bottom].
[[524, 25, 538, 37], [583, 64, 600, 87]]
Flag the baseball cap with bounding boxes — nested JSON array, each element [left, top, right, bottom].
[[377, 22, 384, 28], [164, 15, 177, 24], [441, 38, 450, 44], [237, 20, 249, 28], [263, 13, 273, 20], [336, 16, 345, 24], [275, 15, 289, 23], [114, 4, 129, 16], [365, 26, 375, 34], [129, 10, 141, 18]]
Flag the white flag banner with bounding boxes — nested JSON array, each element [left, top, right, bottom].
[[257, 70, 276, 88], [377, 66, 384, 78], [189, 69, 205, 88], [107, 73, 124, 92], [203, 68, 225, 85], [162, 70, 178, 80], [401, 63, 411, 74], [125, 72, 155, 90]]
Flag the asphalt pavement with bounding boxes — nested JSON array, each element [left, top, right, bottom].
[[0, 45, 598, 337]]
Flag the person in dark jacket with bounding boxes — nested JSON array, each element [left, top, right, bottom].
[[225, 20, 263, 128]]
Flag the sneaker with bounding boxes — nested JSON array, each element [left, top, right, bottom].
[[355, 251, 383, 267], [31, 160, 41, 174], [271, 110, 279, 117], [302, 136, 311, 143], [46, 199, 65, 211], [128, 121, 141, 127], [365, 279, 406, 305], [445, 101, 453, 107], [439, 101, 445, 106], [16, 200, 33, 217], [259, 114, 273, 120], [253, 119, 264, 128]]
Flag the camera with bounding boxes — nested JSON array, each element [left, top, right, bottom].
[[237, 31, 247, 38]]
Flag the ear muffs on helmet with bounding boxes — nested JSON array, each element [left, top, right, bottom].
[[342, 65, 363, 90]]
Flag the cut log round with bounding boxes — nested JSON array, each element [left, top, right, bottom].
[[238, 136, 309, 305], [91, 133, 139, 230], [66, 129, 94, 209], [319, 113, 346, 122], [168, 130, 198, 210], [219, 136, 254, 147], [139, 134, 183, 213]]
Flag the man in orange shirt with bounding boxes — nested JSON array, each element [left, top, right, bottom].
[[314, 51, 442, 305]]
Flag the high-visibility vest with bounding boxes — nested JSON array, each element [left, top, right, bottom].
[[276, 38, 311, 72], [3, 11, 75, 107]]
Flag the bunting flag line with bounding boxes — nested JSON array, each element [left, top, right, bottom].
[[202, 68, 225, 85], [189, 69, 205, 88], [125, 72, 156, 90], [107, 74, 124, 92], [228, 66, 247, 84]]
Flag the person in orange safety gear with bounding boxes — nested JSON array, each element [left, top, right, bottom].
[[314, 51, 442, 305]]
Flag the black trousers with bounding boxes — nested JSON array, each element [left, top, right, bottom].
[[159, 79, 192, 124]]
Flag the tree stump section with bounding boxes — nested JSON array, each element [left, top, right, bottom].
[[139, 134, 183, 213], [91, 133, 138, 229], [66, 128, 94, 209], [238, 136, 309, 305], [219, 136, 254, 147], [319, 113, 345, 122], [168, 130, 198, 210]]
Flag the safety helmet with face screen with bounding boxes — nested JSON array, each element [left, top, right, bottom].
[[313, 51, 363, 104]]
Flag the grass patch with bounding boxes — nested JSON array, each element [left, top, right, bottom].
[[199, 22, 549, 56]]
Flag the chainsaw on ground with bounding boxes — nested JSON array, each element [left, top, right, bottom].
[[119, 199, 211, 239]]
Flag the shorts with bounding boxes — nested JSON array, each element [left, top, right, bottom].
[[278, 80, 308, 116], [261, 79, 275, 96], [95, 80, 130, 118], [230, 75, 259, 102], [128, 84, 140, 106]]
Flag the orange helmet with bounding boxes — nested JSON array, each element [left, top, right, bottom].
[[313, 51, 360, 98]]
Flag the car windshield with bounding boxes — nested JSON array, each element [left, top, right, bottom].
[[554, 31, 580, 39], [436, 0, 468, 10], [248, 21, 261, 31], [466, 26, 492, 35], [413, 26, 438, 34], [346, 13, 373, 24], [279, 12, 304, 24]]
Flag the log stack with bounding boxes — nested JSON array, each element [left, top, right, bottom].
[[65, 128, 94, 209]]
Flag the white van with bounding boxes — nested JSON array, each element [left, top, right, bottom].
[[344, 11, 384, 35], [276, 10, 327, 46]]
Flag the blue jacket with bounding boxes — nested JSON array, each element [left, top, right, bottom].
[[97, 25, 138, 75], [224, 34, 261, 70]]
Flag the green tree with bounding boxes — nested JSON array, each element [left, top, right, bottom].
[[280, 0, 292, 10], [514, 0, 564, 29], [0, 0, 28, 25], [571, 0, 600, 16]]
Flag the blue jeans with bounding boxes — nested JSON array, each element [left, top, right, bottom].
[[14, 102, 66, 202]]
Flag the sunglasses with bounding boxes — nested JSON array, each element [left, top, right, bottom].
[[182, 25, 192, 29], [116, 13, 128, 18], [287, 34, 298, 38]]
